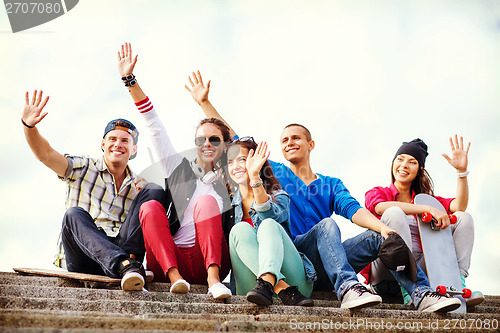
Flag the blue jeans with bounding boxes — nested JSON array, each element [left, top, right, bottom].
[[294, 217, 432, 306], [61, 183, 165, 278]]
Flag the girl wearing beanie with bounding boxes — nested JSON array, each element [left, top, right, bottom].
[[364, 136, 484, 307]]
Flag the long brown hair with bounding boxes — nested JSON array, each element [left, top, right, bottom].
[[196, 118, 232, 187], [228, 137, 281, 196], [391, 163, 434, 196]]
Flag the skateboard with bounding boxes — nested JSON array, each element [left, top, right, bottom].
[[415, 194, 468, 313], [13, 267, 121, 289]]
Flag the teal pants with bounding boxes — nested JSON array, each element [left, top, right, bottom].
[[229, 218, 313, 297]]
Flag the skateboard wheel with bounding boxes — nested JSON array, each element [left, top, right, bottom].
[[449, 214, 457, 224], [436, 285, 447, 295], [422, 212, 432, 223], [462, 288, 472, 298]]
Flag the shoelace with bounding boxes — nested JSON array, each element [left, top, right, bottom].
[[350, 284, 370, 296], [426, 291, 444, 299]]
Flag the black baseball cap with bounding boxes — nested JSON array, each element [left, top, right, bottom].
[[378, 232, 417, 282], [103, 119, 139, 160]]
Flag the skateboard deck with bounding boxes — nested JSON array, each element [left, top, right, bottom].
[[13, 267, 121, 289], [415, 194, 466, 313]]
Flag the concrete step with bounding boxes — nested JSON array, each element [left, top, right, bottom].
[[1, 271, 500, 332]]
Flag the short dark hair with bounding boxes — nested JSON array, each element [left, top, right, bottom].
[[283, 123, 312, 141]]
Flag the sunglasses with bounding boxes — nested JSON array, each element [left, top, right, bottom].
[[194, 136, 222, 147], [233, 136, 256, 144]]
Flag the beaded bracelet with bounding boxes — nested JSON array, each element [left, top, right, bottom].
[[249, 179, 263, 188]]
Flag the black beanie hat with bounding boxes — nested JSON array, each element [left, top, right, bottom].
[[393, 138, 428, 168]]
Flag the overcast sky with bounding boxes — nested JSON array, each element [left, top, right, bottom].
[[1, 0, 499, 295]]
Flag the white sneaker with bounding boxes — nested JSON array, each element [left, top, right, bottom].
[[121, 271, 145, 291], [341, 283, 382, 309], [145, 270, 154, 283], [208, 282, 232, 299], [169, 279, 190, 294], [418, 291, 461, 312]]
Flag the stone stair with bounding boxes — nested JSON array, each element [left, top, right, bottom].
[[1, 271, 499, 332]]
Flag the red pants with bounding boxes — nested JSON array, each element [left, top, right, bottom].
[[139, 195, 230, 284]]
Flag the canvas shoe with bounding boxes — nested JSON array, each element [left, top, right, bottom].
[[340, 283, 382, 309], [145, 269, 154, 283], [460, 275, 485, 307], [119, 258, 146, 291], [246, 278, 274, 305], [170, 279, 190, 294], [417, 291, 461, 312], [208, 282, 232, 299], [278, 286, 314, 307]]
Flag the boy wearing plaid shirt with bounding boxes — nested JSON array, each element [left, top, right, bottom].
[[21, 90, 164, 291]]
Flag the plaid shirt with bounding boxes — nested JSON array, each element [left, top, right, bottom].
[[54, 155, 137, 268]]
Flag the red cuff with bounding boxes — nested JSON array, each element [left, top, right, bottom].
[[135, 96, 153, 113]]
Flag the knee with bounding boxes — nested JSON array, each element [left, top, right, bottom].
[[453, 211, 474, 230], [193, 195, 220, 222], [318, 217, 341, 238], [256, 218, 280, 239], [257, 218, 279, 233], [381, 206, 408, 231], [63, 207, 89, 228], [140, 182, 165, 199], [229, 222, 255, 246], [194, 194, 218, 207], [139, 200, 165, 226]]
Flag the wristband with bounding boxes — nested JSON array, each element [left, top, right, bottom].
[[121, 74, 135, 81], [21, 118, 35, 128], [125, 79, 137, 87], [249, 179, 263, 188], [457, 170, 470, 178]]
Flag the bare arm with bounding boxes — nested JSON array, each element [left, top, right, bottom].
[[374, 201, 451, 229], [117, 42, 147, 103], [246, 141, 272, 204], [22, 90, 68, 178], [185, 70, 237, 138], [442, 135, 470, 212], [351, 207, 395, 239]]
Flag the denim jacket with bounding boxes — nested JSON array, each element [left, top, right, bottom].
[[232, 189, 317, 282]]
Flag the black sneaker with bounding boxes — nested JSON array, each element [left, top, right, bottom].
[[246, 278, 273, 305], [118, 258, 146, 291], [278, 286, 314, 307]]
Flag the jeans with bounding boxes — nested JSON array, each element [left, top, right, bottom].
[[229, 219, 313, 297], [61, 183, 165, 278], [294, 217, 432, 307]]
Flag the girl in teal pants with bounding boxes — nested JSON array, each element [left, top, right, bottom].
[[227, 137, 314, 306]]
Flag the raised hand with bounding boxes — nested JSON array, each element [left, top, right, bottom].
[[442, 135, 470, 173], [246, 141, 271, 180], [22, 90, 49, 127], [184, 70, 211, 105], [117, 42, 138, 77]]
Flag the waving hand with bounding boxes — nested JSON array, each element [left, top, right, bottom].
[[442, 135, 470, 173]]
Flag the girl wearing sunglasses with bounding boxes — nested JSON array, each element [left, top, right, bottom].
[[118, 43, 233, 299], [226, 137, 314, 306]]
